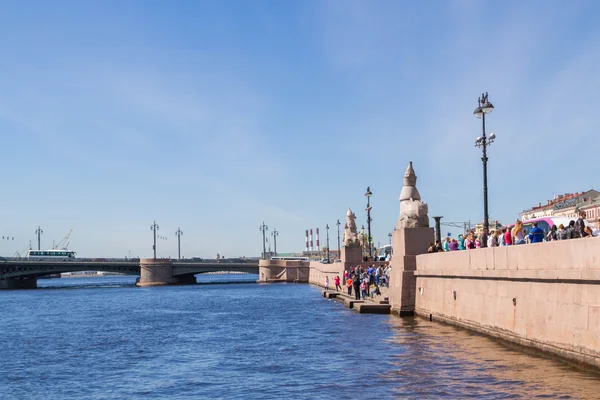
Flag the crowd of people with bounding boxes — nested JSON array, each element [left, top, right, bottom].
[[322, 213, 599, 298], [324, 264, 391, 301], [428, 212, 599, 253]]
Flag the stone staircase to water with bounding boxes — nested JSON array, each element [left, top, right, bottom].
[[322, 290, 391, 314]]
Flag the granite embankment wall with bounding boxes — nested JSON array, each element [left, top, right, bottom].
[[414, 237, 600, 369], [308, 262, 344, 287]]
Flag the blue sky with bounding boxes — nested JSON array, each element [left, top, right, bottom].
[[0, 1, 599, 258]]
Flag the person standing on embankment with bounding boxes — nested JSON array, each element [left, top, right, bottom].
[[353, 275, 361, 300]]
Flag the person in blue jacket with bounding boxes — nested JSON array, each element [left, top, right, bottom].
[[528, 222, 545, 243]]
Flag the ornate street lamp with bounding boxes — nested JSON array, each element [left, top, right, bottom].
[[474, 92, 496, 232], [259, 222, 268, 259], [365, 186, 373, 258], [336, 219, 341, 259], [175, 227, 183, 260], [271, 229, 279, 256], [150, 221, 159, 259], [326, 224, 330, 263], [35, 226, 43, 250]]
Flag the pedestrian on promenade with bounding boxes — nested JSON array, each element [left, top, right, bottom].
[[353, 276, 361, 300], [480, 229, 488, 248], [489, 231, 499, 247], [528, 222, 544, 243], [465, 232, 475, 250], [575, 212, 587, 238], [435, 240, 443, 252], [458, 234, 466, 250], [334, 275, 342, 292], [360, 280, 367, 300], [346, 277, 353, 295], [443, 237, 450, 252], [499, 228, 506, 246], [547, 225, 558, 241], [567, 220, 577, 239], [449, 239, 459, 251], [556, 224, 567, 240], [504, 226, 512, 246], [370, 284, 381, 298], [364, 272, 371, 297], [324, 276, 329, 291], [512, 221, 526, 245], [593, 221, 600, 237]]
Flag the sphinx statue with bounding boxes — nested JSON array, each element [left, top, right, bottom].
[[396, 161, 430, 229], [343, 208, 361, 247]]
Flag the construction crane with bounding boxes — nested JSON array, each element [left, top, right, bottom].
[[13, 241, 32, 258], [53, 229, 73, 250]]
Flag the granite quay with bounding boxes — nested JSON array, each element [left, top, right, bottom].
[[259, 160, 600, 372]]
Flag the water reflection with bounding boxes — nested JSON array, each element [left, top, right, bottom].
[[383, 316, 600, 399]]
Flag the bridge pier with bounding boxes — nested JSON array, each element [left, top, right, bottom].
[[258, 259, 310, 283], [0, 278, 37, 290], [137, 258, 178, 287]]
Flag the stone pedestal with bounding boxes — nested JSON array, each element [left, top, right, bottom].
[[341, 246, 362, 272], [389, 227, 434, 316], [137, 258, 177, 287]]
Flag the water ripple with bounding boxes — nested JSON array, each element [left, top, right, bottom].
[[0, 276, 599, 399]]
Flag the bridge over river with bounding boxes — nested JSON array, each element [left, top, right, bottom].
[[0, 258, 259, 289]]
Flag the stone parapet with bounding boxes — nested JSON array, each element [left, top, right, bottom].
[[416, 237, 600, 275]]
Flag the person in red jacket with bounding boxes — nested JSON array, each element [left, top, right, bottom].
[[504, 226, 513, 246], [334, 275, 341, 292]]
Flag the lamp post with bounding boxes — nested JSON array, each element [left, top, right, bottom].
[[336, 219, 341, 259], [35, 226, 43, 250], [150, 221, 159, 259], [474, 92, 496, 233], [175, 227, 183, 260], [259, 222, 268, 259], [326, 224, 330, 262], [271, 229, 279, 256], [365, 186, 373, 258], [388, 232, 392, 245]]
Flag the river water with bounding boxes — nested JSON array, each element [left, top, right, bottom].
[[1, 275, 599, 399]]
